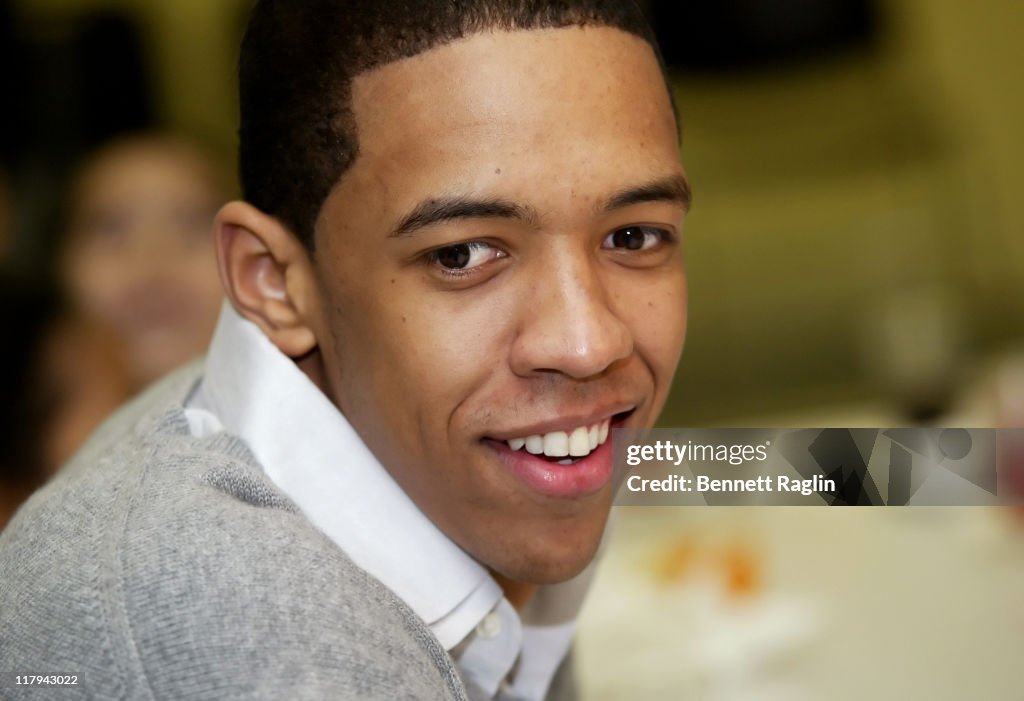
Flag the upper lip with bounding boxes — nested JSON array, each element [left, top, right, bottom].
[[484, 403, 638, 441]]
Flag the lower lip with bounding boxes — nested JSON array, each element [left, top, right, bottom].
[[486, 433, 615, 499]]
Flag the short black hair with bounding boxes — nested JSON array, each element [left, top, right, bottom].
[[238, 0, 668, 251]]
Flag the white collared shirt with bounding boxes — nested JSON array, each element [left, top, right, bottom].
[[184, 304, 595, 699]]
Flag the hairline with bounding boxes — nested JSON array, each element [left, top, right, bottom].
[[304, 25, 680, 255]]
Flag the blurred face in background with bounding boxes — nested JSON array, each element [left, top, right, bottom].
[[62, 135, 226, 387]]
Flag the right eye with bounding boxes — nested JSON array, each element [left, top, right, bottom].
[[427, 241, 506, 276], [601, 226, 669, 252]]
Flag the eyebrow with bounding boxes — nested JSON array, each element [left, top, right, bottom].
[[602, 174, 692, 214], [390, 197, 540, 238], [389, 173, 692, 238]]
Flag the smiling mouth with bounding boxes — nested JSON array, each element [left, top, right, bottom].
[[505, 420, 610, 464], [494, 410, 635, 465], [484, 410, 634, 499]]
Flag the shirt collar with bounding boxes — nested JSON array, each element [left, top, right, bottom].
[[200, 303, 499, 645]]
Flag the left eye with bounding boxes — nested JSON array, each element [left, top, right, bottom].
[[602, 226, 666, 252], [428, 241, 505, 272]]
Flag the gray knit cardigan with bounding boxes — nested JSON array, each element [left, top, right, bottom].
[[0, 366, 478, 699]]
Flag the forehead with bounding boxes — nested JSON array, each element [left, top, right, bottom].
[[331, 27, 680, 224]]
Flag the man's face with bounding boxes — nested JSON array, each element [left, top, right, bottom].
[[309, 27, 687, 584]]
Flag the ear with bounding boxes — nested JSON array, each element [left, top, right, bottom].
[[214, 201, 318, 358]]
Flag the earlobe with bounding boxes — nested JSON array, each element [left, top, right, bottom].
[[215, 201, 318, 358]]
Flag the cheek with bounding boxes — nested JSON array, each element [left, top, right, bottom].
[[625, 269, 688, 382], [357, 294, 505, 407], [322, 273, 513, 455], [66, 251, 128, 313], [411, 302, 506, 367]]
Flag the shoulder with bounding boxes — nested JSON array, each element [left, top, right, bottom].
[[0, 367, 466, 700]]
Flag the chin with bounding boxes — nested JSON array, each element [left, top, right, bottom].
[[513, 551, 596, 586], [490, 519, 608, 585]]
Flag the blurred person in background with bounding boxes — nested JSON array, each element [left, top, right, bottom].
[[0, 274, 131, 529], [1, 132, 224, 526], [58, 132, 227, 391]]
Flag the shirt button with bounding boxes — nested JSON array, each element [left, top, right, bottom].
[[476, 611, 503, 639]]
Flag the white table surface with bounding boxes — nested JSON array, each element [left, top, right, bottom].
[[575, 506, 1024, 700]]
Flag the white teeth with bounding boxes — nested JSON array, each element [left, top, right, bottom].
[[568, 426, 590, 457], [506, 418, 613, 458], [543, 431, 569, 457], [525, 435, 544, 454]]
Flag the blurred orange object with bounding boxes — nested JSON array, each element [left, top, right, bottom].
[[722, 541, 761, 600], [653, 535, 763, 600], [653, 536, 699, 585]]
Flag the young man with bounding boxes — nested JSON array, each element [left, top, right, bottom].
[[0, 1, 689, 699]]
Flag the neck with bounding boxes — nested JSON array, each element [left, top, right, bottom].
[[491, 571, 538, 610], [295, 347, 328, 394]]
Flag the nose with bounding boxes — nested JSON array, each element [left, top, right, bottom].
[[509, 250, 633, 380]]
